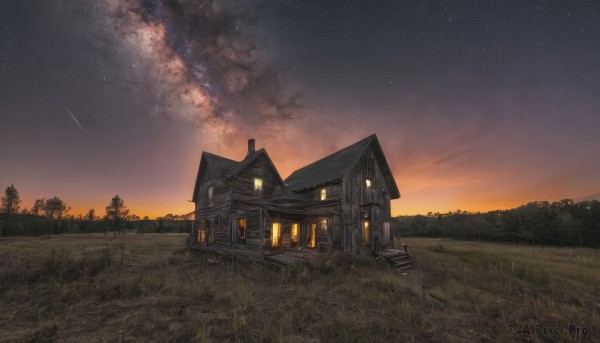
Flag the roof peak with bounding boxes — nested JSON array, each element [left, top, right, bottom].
[[287, 134, 376, 178]]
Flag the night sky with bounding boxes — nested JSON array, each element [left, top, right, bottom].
[[1, 1, 599, 218]]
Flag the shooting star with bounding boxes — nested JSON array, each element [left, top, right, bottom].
[[65, 105, 84, 130]]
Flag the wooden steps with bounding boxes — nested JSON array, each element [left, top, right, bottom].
[[377, 248, 414, 273]]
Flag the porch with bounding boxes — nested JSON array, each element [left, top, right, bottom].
[[190, 243, 323, 269]]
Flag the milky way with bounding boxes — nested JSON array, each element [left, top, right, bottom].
[[1, 1, 599, 217], [100, 0, 305, 150]]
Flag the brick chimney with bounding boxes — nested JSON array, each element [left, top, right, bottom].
[[247, 138, 255, 157]]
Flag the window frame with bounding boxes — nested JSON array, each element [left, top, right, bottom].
[[308, 223, 317, 248], [237, 217, 246, 243], [319, 217, 328, 232], [291, 223, 300, 244], [320, 188, 327, 201], [272, 222, 281, 247], [361, 220, 370, 244], [254, 177, 263, 197]]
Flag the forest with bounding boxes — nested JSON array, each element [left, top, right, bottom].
[[3, 183, 599, 248], [0, 184, 191, 237], [393, 199, 600, 248]]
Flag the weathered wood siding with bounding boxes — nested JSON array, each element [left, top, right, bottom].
[[231, 207, 262, 250], [341, 144, 392, 253], [194, 153, 282, 251], [192, 139, 395, 256], [231, 154, 279, 199], [193, 162, 233, 247], [300, 183, 342, 201], [227, 154, 282, 251], [195, 178, 231, 212]]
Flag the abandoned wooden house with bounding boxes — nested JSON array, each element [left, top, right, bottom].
[[190, 134, 401, 259]]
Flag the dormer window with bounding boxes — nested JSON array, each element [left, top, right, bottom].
[[365, 178, 372, 189], [207, 186, 214, 207], [320, 188, 327, 201], [254, 178, 263, 197]]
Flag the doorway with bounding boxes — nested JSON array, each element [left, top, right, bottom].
[[291, 223, 300, 246], [237, 218, 246, 244], [307, 223, 317, 248], [361, 220, 370, 245], [272, 222, 281, 247]]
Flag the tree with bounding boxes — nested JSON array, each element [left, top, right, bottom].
[[105, 195, 129, 238], [1, 184, 22, 237], [86, 209, 95, 221], [43, 197, 69, 237], [31, 198, 45, 216]]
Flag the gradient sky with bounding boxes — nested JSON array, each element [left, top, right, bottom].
[[1, 1, 599, 218]]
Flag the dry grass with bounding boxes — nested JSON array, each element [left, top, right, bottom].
[[0, 235, 598, 342]]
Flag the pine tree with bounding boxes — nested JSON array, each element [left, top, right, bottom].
[[105, 195, 129, 238], [1, 184, 21, 237]]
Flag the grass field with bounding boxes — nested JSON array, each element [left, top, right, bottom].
[[0, 234, 598, 342]]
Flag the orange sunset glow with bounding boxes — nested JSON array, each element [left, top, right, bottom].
[[1, 1, 598, 219]]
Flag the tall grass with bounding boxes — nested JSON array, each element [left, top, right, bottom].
[[0, 234, 598, 342]]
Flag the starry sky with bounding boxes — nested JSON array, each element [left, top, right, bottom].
[[1, 0, 599, 218]]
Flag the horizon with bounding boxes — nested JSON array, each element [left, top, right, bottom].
[[4, 169, 599, 220], [1, 1, 599, 219]]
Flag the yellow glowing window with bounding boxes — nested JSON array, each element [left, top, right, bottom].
[[362, 220, 370, 243], [238, 218, 246, 239], [320, 188, 327, 200], [272, 222, 281, 247], [308, 223, 317, 248], [291, 223, 300, 243], [365, 178, 372, 189], [254, 178, 263, 197]]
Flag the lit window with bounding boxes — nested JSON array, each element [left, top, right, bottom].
[[308, 223, 316, 248], [291, 223, 300, 243], [272, 222, 281, 247], [362, 220, 370, 243], [365, 178, 372, 189], [207, 186, 214, 207], [238, 218, 246, 242], [320, 188, 327, 200], [254, 178, 263, 197]]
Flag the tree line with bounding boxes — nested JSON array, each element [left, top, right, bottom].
[[0, 184, 192, 237], [393, 199, 600, 248]]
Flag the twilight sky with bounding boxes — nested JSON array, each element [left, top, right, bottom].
[[1, 0, 599, 218]]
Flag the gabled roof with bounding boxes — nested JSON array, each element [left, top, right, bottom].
[[192, 152, 237, 202], [284, 134, 400, 199], [192, 149, 285, 202], [224, 149, 282, 182]]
